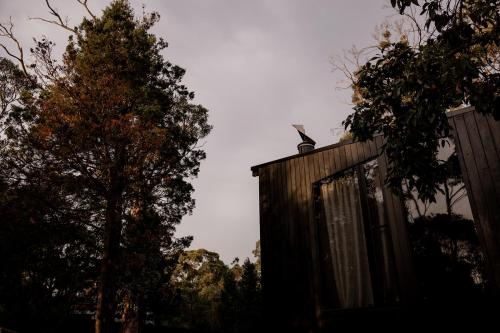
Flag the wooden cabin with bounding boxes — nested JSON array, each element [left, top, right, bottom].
[[251, 107, 500, 332]]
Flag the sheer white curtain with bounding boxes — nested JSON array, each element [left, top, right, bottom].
[[321, 173, 374, 308]]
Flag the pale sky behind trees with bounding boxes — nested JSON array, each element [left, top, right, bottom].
[[0, 0, 398, 263]]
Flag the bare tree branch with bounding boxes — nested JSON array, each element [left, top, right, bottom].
[[77, 0, 96, 20], [449, 184, 466, 200], [450, 192, 467, 207], [29, 0, 77, 33], [29, 17, 76, 33], [330, 45, 377, 92], [0, 17, 35, 84], [404, 6, 423, 47], [45, 0, 70, 27]]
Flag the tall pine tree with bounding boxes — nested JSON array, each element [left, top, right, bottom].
[[1, 1, 211, 332]]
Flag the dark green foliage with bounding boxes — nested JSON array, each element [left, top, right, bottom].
[[0, 58, 33, 127], [167, 249, 227, 330], [218, 259, 263, 333], [119, 201, 192, 327], [162, 251, 262, 332], [252, 240, 261, 278], [236, 259, 262, 333], [344, 0, 499, 201], [409, 213, 487, 303], [0, 182, 97, 332], [219, 270, 239, 332]]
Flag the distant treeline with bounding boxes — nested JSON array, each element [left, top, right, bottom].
[[0, 223, 262, 333]]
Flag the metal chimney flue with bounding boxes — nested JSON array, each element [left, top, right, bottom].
[[292, 124, 316, 154]]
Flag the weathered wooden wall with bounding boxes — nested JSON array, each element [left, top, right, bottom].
[[448, 107, 500, 290], [252, 137, 415, 331]]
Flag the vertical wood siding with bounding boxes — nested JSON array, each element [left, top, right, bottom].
[[253, 138, 414, 330], [449, 108, 500, 289], [253, 107, 499, 331]]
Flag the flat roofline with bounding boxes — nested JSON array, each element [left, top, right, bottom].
[[251, 138, 352, 176], [251, 106, 475, 176]]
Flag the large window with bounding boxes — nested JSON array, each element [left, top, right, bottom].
[[320, 167, 374, 308], [316, 159, 397, 310], [316, 144, 489, 311], [403, 143, 487, 304]]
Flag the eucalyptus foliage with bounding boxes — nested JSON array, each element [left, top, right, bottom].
[[344, 0, 499, 201]]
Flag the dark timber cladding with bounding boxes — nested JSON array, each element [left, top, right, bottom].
[[252, 136, 416, 331], [252, 106, 500, 331], [448, 107, 500, 290]]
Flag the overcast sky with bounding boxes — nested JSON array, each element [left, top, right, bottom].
[[0, 0, 397, 263]]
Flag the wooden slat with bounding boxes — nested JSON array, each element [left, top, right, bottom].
[[375, 135, 386, 155], [331, 145, 340, 175], [452, 115, 500, 288], [258, 167, 272, 319], [368, 139, 378, 158], [333, 146, 341, 176], [293, 157, 305, 325], [326, 150, 334, 176], [257, 174, 268, 255], [301, 154, 319, 318], [287, 159, 297, 248], [374, 136, 384, 155], [351, 141, 361, 165], [294, 157, 306, 327], [344, 143, 353, 168], [284, 158, 295, 316], [262, 163, 284, 325], [459, 112, 500, 287], [362, 141, 372, 162], [359, 141, 368, 163], [363, 140, 372, 162], [284, 160, 296, 312], [375, 137, 417, 304], [276, 159, 289, 315], [307, 153, 330, 320], [338, 145, 347, 171], [487, 114, 500, 159], [360, 140, 368, 162], [326, 146, 336, 176], [312, 152, 320, 181], [464, 112, 500, 224], [373, 135, 398, 302], [320, 151, 330, 180], [474, 112, 500, 203], [297, 157, 307, 207], [319, 148, 328, 177], [448, 116, 480, 227], [287, 158, 301, 324], [480, 114, 500, 160]]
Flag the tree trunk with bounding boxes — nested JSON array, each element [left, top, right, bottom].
[[121, 295, 140, 333], [96, 189, 123, 333]]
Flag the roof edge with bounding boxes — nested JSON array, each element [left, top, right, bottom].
[[251, 106, 475, 177]]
